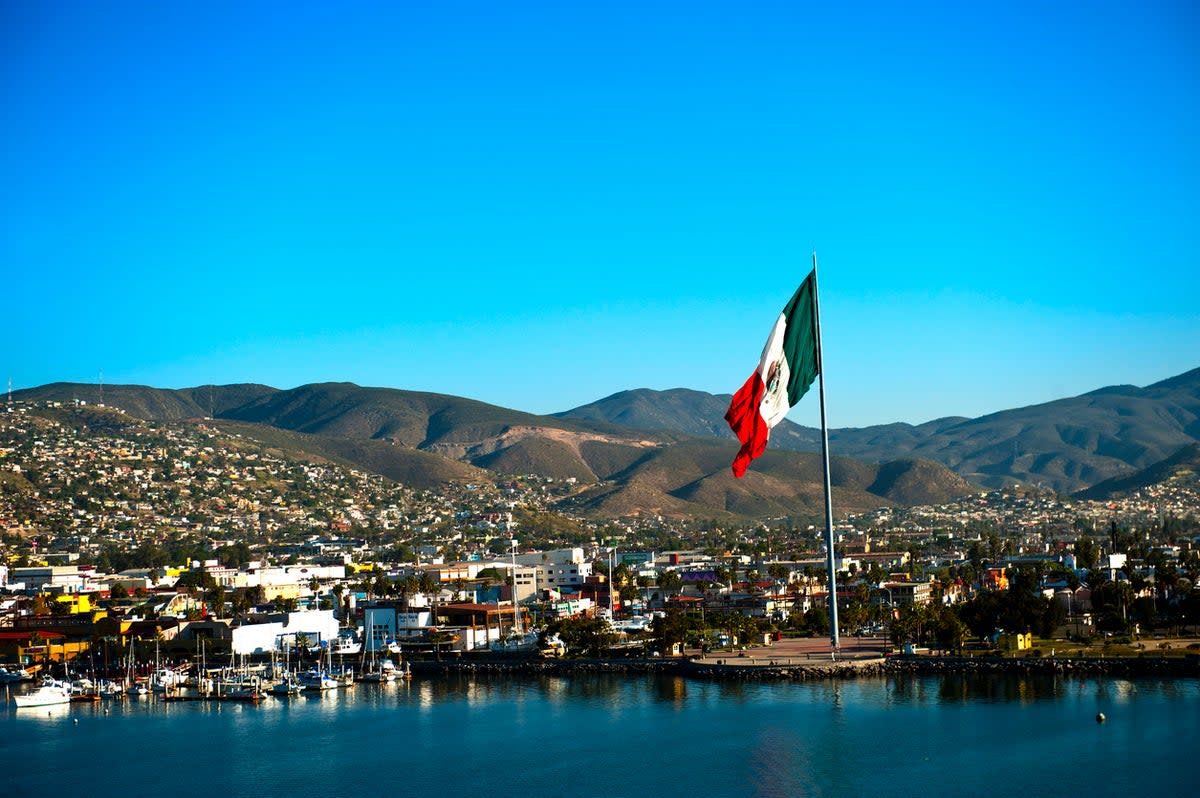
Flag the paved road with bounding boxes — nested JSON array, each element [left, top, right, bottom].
[[692, 634, 889, 665]]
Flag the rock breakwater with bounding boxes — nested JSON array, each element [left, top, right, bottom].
[[408, 653, 1200, 680]]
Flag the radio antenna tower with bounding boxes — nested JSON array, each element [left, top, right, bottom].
[[6, 377, 11, 412], [99, 369, 104, 406]]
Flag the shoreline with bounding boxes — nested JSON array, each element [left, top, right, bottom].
[[408, 653, 1200, 680]]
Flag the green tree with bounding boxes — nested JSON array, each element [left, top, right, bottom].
[[651, 609, 690, 654], [929, 604, 967, 653], [656, 570, 682, 595], [546, 615, 616, 657], [418, 572, 437, 595], [1074, 536, 1100, 570], [804, 606, 830, 637], [230, 590, 250, 617], [245, 584, 266, 606]]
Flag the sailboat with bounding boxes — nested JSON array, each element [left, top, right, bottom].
[[69, 674, 101, 702], [358, 627, 396, 682], [267, 670, 302, 697], [268, 644, 301, 696], [219, 673, 268, 702], [299, 642, 337, 691], [124, 642, 148, 696]]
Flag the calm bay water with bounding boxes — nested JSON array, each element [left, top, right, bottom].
[[4, 674, 1197, 797]]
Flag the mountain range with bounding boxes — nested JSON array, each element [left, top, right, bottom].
[[14, 365, 1200, 519], [559, 367, 1200, 494]]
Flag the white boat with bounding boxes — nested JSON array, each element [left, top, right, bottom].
[[0, 666, 33, 684], [150, 666, 189, 693], [616, 616, 652, 633], [267, 672, 302, 697], [69, 678, 101, 702], [298, 668, 337, 691], [489, 630, 540, 652], [331, 633, 361, 656], [13, 678, 72, 708], [98, 680, 125, 698], [359, 657, 397, 683]]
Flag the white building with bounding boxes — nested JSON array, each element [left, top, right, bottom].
[[230, 609, 340, 656], [514, 547, 585, 567], [11, 566, 85, 594], [538, 561, 591, 589], [510, 565, 539, 603], [362, 604, 434, 649]]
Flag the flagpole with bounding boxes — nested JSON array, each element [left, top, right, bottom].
[[811, 251, 840, 651]]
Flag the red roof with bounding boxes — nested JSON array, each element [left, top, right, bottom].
[[0, 630, 65, 640], [442, 603, 516, 613]]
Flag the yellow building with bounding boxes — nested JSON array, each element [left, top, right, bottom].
[[53, 593, 96, 614], [998, 631, 1032, 651]]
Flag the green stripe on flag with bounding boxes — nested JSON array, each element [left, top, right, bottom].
[[781, 270, 819, 406]]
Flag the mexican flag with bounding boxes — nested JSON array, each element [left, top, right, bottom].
[[724, 270, 820, 477]]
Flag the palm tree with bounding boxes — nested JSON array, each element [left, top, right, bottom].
[[657, 570, 682, 597], [418, 572, 437, 595], [331, 584, 346, 619]]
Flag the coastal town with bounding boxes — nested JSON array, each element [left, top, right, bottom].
[[3, 397, 1199, 702]]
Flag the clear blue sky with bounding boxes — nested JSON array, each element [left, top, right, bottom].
[[3, 1, 1197, 428]]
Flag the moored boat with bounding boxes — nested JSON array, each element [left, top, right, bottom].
[[13, 678, 72, 708], [331, 633, 361, 657], [219, 675, 268, 702], [298, 668, 337, 691], [359, 657, 398, 683], [0, 666, 34, 684], [267, 672, 302, 697]]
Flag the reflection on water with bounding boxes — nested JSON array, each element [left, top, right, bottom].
[[11, 701, 71, 722], [5, 674, 1195, 720], [888, 672, 1072, 705], [4, 674, 1198, 797], [1110, 679, 1137, 703], [653, 675, 687, 706]]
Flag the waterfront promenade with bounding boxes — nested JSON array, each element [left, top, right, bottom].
[[691, 633, 888, 667]]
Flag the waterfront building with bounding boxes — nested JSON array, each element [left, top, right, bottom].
[[362, 602, 434, 649], [230, 609, 340, 656]]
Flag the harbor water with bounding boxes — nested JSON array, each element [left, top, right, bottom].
[[4, 673, 1197, 797]]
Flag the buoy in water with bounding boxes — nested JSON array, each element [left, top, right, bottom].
[[73, 718, 78, 724], [1096, 712, 1106, 723]]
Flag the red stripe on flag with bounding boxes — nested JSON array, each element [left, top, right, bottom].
[[724, 372, 769, 478]]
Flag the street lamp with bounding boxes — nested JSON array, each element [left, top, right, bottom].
[[876, 586, 894, 633], [609, 544, 616, 621]]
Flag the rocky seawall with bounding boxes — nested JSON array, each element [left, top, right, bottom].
[[882, 655, 1200, 677], [410, 656, 683, 677], [409, 654, 1200, 680]]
